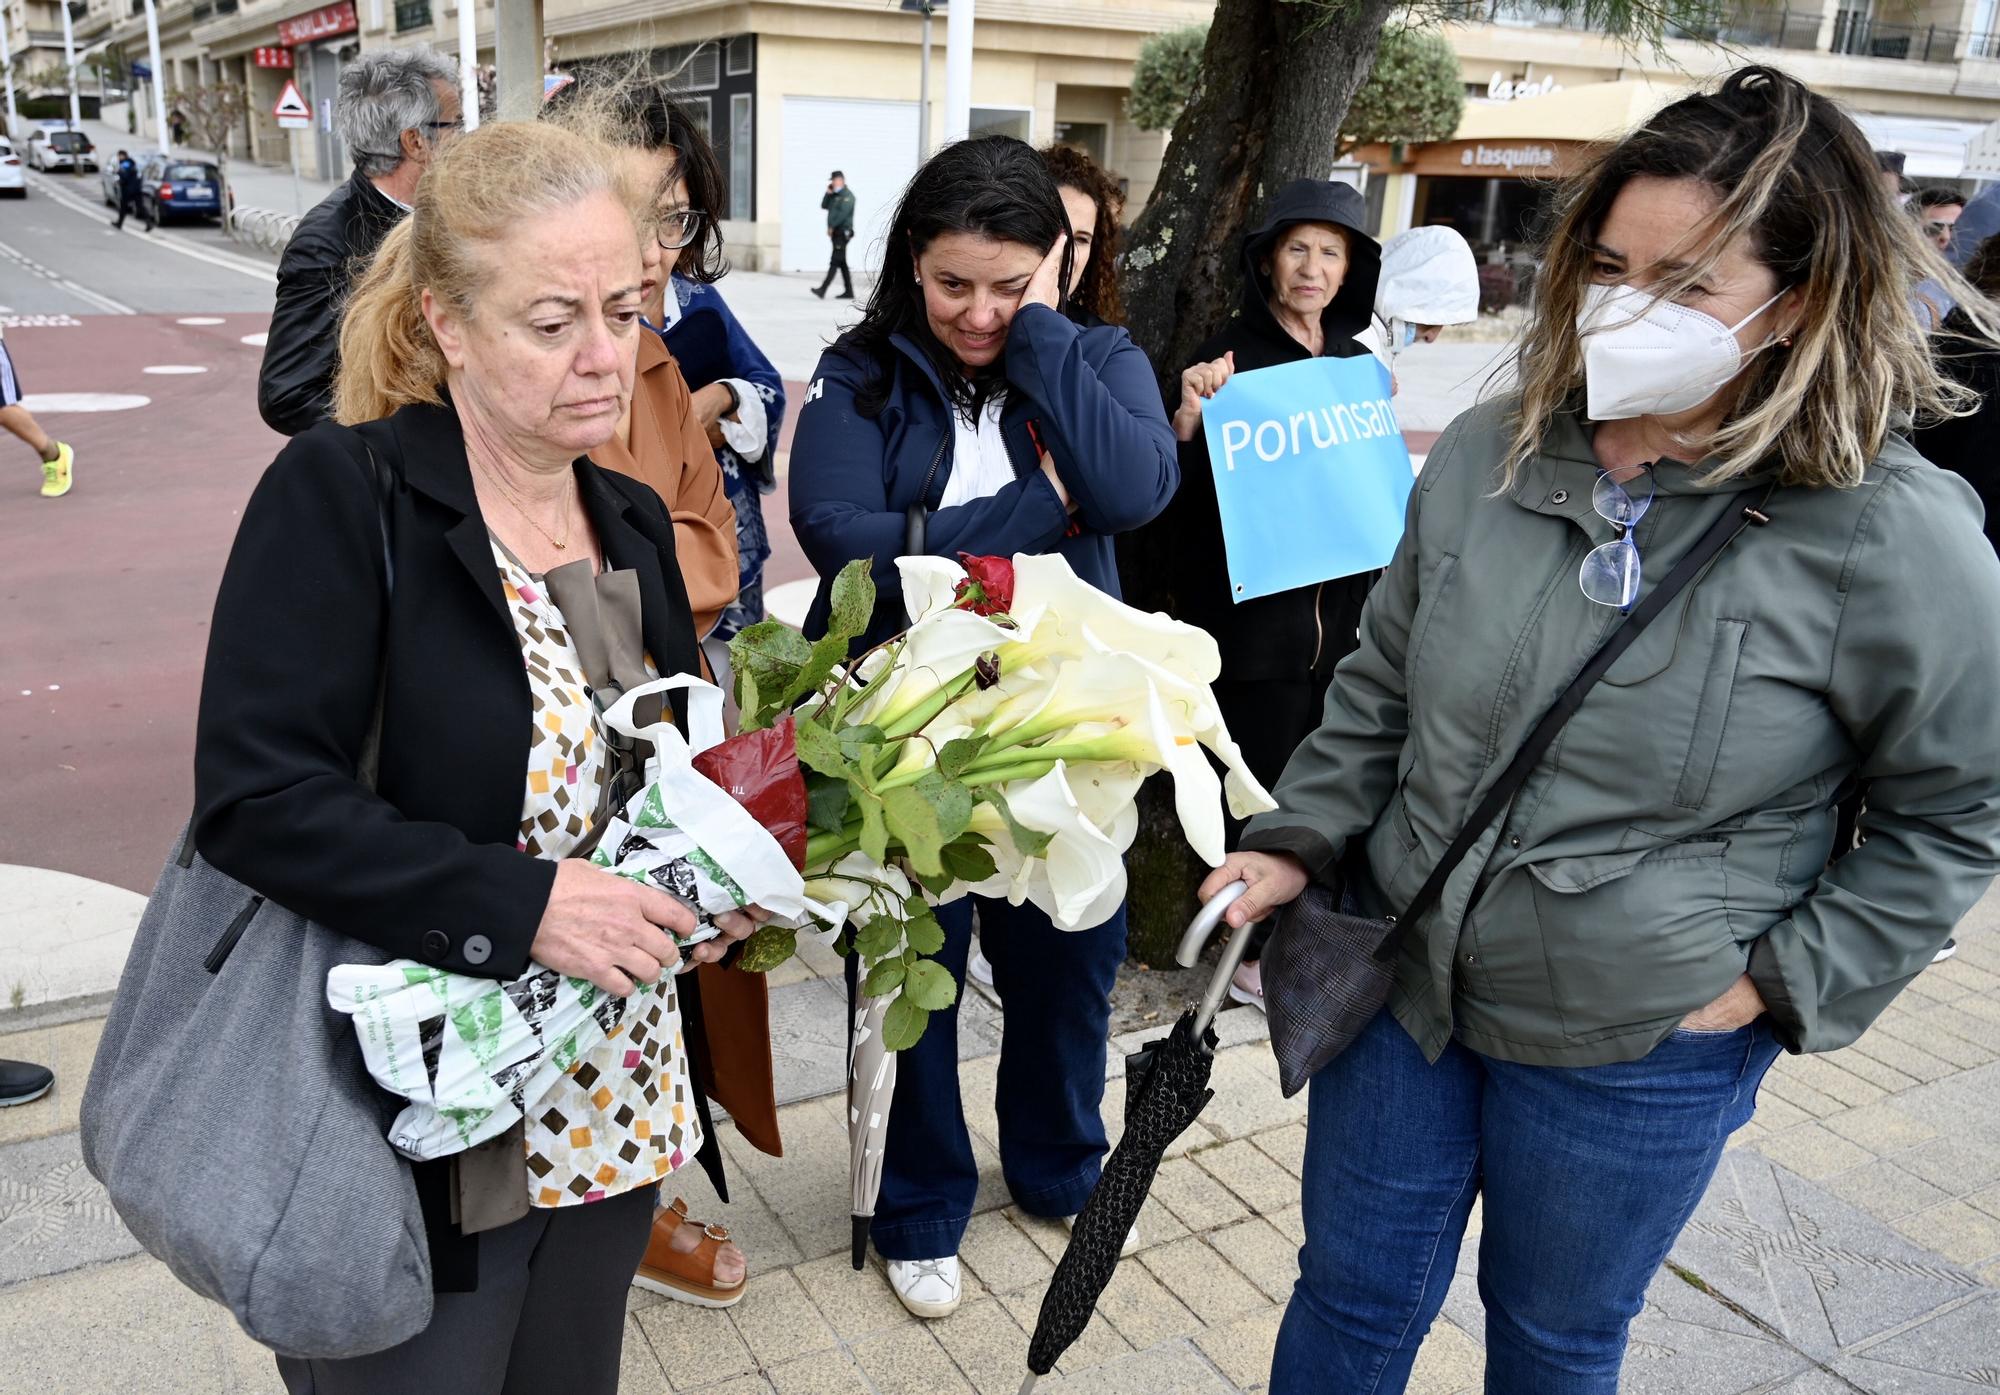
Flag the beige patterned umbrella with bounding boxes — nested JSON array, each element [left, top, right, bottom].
[[848, 989, 898, 1269]]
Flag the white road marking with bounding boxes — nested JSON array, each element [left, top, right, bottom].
[[0, 313, 82, 329], [19, 392, 152, 413], [24, 171, 277, 284], [143, 365, 207, 375], [176, 316, 226, 325], [0, 238, 135, 315], [240, 331, 268, 347]]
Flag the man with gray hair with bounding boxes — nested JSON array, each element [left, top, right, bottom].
[[257, 47, 462, 436]]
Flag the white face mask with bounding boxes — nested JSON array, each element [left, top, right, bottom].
[[1576, 282, 1782, 420]]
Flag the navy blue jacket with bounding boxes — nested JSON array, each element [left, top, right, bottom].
[[659, 274, 786, 490], [790, 301, 1177, 649]]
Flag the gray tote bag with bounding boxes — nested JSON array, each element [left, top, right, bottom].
[[80, 441, 433, 1358]]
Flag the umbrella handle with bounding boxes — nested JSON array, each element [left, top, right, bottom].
[[1178, 880, 1255, 1039]]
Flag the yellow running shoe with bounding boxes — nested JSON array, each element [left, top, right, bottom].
[[40, 443, 73, 498]]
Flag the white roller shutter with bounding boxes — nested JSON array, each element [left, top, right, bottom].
[[779, 97, 921, 276]]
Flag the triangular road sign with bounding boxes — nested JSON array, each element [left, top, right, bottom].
[[272, 80, 310, 121]]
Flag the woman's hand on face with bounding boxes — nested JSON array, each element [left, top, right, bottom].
[[1020, 236, 1070, 314], [1199, 850, 1309, 929], [1172, 352, 1235, 443], [1678, 974, 1767, 1033], [531, 859, 698, 996], [686, 903, 773, 966]]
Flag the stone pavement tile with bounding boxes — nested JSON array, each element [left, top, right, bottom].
[[765, 1351, 873, 1395], [620, 1313, 674, 1394], [1893, 1200, 2000, 1267], [1671, 1151, 1983, 1360], [1139, 1236, 1268, 1326], [1974, 1185, 2000, 1221], [1193, 1138, 1298, 1217], [1922, 1002, 2000, 1055], [1764, 1373, 1864, 1394], [636, 1289, 758, 1389], [1148, 1156, 1251, 1233], [971, 1132, 1010, 1217], [849, 1322, 977, 1395], [1268, 1204, 1305, 1247], [725, 1270, 839, 1369], [793, 932, 845, 980], [792, 1254, 916, 1342], [1895, 1137, 2000, 1196], [679, 1376, 775, 1394], [1846, 1030, 1958, 1086], [1206, 1217, 1300, 1305], [1751, 1122, 1876, 1180], [1091, 1255, 1204, 1349], [766, 978, 851, 1107], [1822, 1159, 1954, 1224], [1250, 1122, 1306, 1180], [1928, 957, 2000, 997], [1010, 1207, 1072, 1262], [1833, 1292, 2000, 1393], [930, 1295, 1032, 1394], [1195, 1049, 1304, 1142], [959, 1210, 1050, 1294], [1875, 1014, 1997, 1071], [1760, 1069, 1846, 1120], [1822, 1101, 1939, 1156], [991, 1281, 1132, 1375], [1407, 1320, 1485, 1395], [765, 954, 818, 990], [0, 1129, 141, 1285], [1192, 1306, 1281, 1391], [1618, 1265, 1811, 1395], [0, 1015, 105, 1146], [1752, 1091, 1815, 1133], [1778, 1055, 1888, 1110], [634, 1163, 804, 1288], [0, 1253, 276, 1395], [1817, 1049, 1920, 1097], [1034, 1341, 1231, 1395]]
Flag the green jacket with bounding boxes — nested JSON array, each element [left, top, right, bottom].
[[1242, 397, 2000, 1066], [823, 186, 856, 238]]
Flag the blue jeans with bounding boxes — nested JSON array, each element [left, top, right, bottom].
[[870, 894, 1127, 1261], [1272, 1009, 1781, 1395]]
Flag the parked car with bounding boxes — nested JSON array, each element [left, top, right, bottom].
[[24, 127, 97, 173], [140, 156, 222, 225], [0, 138, 24, 198], [99, 150, 162, 208]]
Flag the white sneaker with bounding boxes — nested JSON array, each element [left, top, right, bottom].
[[968, 948, 995, 990], [1227, 958, 1266, 1012], [1064, 1215, 1141, 1259], [886, 1255, 962, 1319], [1933, 938, 1959, 963]]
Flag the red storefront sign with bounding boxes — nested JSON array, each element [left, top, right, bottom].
[[253, 46, 293, 69], [276, 1, 357, 47]]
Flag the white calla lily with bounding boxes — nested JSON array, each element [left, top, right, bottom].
[[895, 555, 970, 626], [802, 854, 914, 932], [1009, 553, 1222, 684], [998, 762, 1129, 930]]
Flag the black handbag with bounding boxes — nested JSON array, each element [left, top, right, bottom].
[[1261, 484, 1776, 1097]]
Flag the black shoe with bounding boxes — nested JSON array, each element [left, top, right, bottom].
[[835, 291, 855, 300], [0, 1060, 53, 1108], [811, 286, 827, 299]]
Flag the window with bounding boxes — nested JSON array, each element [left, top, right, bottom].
[[969, 107, 1031, 143], [725, 34, 752, 75], [729, 92, 752, 221], [393, 0, 430, 30], [658, 40, 719, 92], [681, 95, 712, 141]]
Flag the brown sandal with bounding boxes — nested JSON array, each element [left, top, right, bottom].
[[632, 1196, 747, 1308]]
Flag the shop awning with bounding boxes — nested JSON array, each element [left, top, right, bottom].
[[1454, 78, 1691, 145], [1847, 111, 1992, 181]]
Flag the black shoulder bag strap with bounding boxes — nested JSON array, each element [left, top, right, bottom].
[[1389, 482, 1776, 931]]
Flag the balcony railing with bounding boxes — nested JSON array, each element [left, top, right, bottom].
[[1442, 0, 1999, 63], [1831, 10, 1964, 61], [394, 0, 431, 31]]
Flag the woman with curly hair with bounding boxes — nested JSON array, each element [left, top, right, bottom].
[[1041, 143, 1126, 326]]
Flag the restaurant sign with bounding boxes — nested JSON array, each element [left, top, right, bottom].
[[1459, 143, 1558, 173], [277, 1, 357, 47]]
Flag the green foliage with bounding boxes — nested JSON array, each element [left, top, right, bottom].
[[735, 924, 797, 974], [1339, 28, 1465, 150], [1128, 24, 1208, 133]]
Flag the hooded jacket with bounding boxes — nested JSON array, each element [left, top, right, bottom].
[[1156, 179, 1385, 689], [1362, 225, 1480, 362], [1242, 395, 2000, 1066]]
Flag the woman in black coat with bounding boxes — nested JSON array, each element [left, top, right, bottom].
[[1911, 230, 2000, 554], [194, 120, 763, 1394]]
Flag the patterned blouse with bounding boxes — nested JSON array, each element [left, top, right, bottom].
[[493, 540, 704, 1208]]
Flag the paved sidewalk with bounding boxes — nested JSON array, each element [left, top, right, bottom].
[[4, 885, 1999, 1392]]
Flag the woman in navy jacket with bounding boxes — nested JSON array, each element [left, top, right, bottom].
[[789, 135, 1177, 1318]]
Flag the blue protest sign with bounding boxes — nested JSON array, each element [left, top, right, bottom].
[[1200, 355, 1414, 603]]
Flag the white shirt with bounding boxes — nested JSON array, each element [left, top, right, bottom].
[[939, 395, 1013, 510]]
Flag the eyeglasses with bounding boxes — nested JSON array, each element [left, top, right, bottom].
[[1922, 220, 1956, 239], [1578, 467, 1655, 609], [422, 119, 463, 135], [655, 208, 706, 251]]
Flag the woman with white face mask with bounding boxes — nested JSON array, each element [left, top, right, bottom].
[[1201, 66, 2000, 1394]]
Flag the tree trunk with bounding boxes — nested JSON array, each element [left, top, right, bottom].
[[1117, 0, 1397, 966]]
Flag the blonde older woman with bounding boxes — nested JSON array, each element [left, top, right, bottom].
[[194, 119, 763, 1393]]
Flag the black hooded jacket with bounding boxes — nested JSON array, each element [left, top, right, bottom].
[[1155, 179, 1384, 694]]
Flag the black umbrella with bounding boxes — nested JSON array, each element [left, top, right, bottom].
[[1017, 881, 1251, 1394]]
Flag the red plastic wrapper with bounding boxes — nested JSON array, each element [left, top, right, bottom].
[[692, 714, 808, 870]]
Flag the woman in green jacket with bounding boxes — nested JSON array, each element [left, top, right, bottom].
[[1203, 67, 2000, 1394]]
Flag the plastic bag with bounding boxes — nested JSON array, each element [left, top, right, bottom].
[[692, 714, 808, 871]]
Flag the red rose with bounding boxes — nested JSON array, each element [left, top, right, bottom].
[[952, 554, 1015, 616]]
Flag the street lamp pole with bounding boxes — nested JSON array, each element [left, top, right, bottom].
[[458, 0, 480, 131], [942, 0, 972, 144], [494, 0, 543, 122], [0, 23, 19, 144], [918, 6, 931, 162], [143, 0, 169, 153], [59, 0, 81, 128]]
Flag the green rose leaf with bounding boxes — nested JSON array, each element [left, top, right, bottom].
[[735, 924, 799, 974], [737, 668, 764, 732], [975, 787, 1055, 858], [904, 907, 946, 957], [853, 915, 903, 962], [912, 865, 957, 899], [793, 716, 855, 780], [941, 839, 998, 885], [881, 784, 950, 877], [862, 959, 907, 996], [882, 995, 929, 1052], [730, 621, 813, 722], [903, 959, 959, 1012], [837, 723, 887, 767], [826, 558, 876, 644], [856, 789, 890, 865], [806, 774, 853, 835], [915, 770, 974, 843], [779, 632, 854, 712], [937, 735, 990, 780]]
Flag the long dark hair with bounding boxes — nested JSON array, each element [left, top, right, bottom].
[[542, 62, 728, 283], [847, 135, 1071, 420], [1041, 143, 1125, 325]]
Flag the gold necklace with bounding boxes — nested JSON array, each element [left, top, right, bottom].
[[483, 466, 576, 552]]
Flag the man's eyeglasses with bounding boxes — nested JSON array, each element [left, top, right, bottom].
[[1923, 220, 1956, 239], [656, 208, 706, 251]]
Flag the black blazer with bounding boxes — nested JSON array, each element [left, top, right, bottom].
[[193, 399, 723, 1285]]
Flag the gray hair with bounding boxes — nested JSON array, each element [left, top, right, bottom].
[[337, 47, 459, 179]]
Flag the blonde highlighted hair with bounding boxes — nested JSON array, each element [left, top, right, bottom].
[[1508, 65, 1999, 490], [333, 120, 641, 425]]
